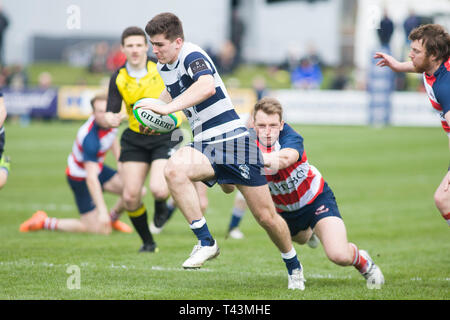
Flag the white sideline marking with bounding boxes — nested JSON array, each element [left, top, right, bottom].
[[1, 260, 449, 282]]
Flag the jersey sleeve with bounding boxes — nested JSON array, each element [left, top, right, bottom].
[[279, 124, 305, 157], [183, 51, 214, 81], [106, 71, 122, 113], [436, 73, 450, 116], [82, 133, 100, 163]]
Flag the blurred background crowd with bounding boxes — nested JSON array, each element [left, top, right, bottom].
[[0, 0, 448, 124]]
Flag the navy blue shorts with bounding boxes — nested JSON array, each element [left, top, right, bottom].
[[67, 165, 117, 214], [190, 129, 267, 187], [278, 183, 342, 237]]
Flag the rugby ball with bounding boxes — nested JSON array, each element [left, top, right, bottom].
[[132, 98, 182, 133]]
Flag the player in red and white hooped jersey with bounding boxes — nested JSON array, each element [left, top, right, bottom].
[[256, 134, 324, 214], [66, 112, 117, 180], [20, 94, 132, 234], [251, 97, 384, 289], [375, 24, 450, 226]]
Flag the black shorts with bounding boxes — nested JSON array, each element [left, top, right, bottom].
[[119, 128, 183, 163], [0, 127, 5, 159]]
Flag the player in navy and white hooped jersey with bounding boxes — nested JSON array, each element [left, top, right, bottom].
[[375, 24, 450, 226], [0, 91, 10, 190], [252, 97, 384, 289], [157, 41, 245, 143], [142, 13, 303, 289], [20, 94, 132, 234]]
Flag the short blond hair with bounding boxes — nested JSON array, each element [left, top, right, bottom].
[[90, 93, 107, 111], [253, 97, 283, 121]]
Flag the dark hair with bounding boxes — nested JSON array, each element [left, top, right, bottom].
[[253, 97, 283, 121], [145, 12, 184, 41], [90, 93, 107, 111], [409, 24, 450, 62], [121, 26, 147, 45]]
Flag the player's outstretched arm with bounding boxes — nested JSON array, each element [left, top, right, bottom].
[[374, 52, 416, 73], [85, 161, 111, 233], [263, 148, 300, 172], [0, 97, 6, 128]]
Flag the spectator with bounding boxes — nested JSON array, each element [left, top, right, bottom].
[[330, 66, 350, 90], [38, 72, 53, 90], [216, 40, 238, 75], [89, 41, 109, 73], [7, 64, 28, 90], [252, 76, 268, 100], [106, 43, 126, 72], [290, 57, 322, 89], [377, 9, 394, 49], [403, 9, 420, 44], [0, 5, 8, 65], [230, 8, 245, 64]]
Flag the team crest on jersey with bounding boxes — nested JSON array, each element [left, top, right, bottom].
[[239, 164, 250, 180], [315, 205, 329, 215], [190, 58, 208, 75]]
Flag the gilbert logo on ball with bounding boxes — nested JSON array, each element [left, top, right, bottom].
[[133, 98, 182, 133]]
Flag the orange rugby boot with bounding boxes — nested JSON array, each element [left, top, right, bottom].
[[19, 211, 47, 232], [111, 220, 133, 233]]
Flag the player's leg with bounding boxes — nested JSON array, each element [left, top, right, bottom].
[[148, 158, 172, 233], [102, 169, 132, 233], [195, 181, 209, 215], [164, 181, 208, 225], [0, 154, 9, 189], [226, 190, 247, 239], [164, 146, 219, 268], [311, 185, 384, 289], [121, 161, 157, 252], [237, 184, 304, 290], [0, 130, 9, 190], [433, 171, 450, 226]]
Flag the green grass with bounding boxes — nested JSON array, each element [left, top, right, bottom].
[[0, 121, 449, 300]]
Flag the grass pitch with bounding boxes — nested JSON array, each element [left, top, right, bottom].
[[0, 120, 449, 300]]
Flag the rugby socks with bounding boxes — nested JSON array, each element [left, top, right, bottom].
[[127, 204, 154, 245], [281, 247, 301, 275], [110, 209, 120, 222], [350, 243, 369, 273], [443, 213, 450, 226], [154, 200, 169, 228], [43, 217, 58, 231], [167, 198, 176, 219], [190, 217, 214, 246], [228, 207, 245, 231]]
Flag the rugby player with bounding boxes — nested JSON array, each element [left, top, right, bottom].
[[251, 97, 385, 289], [374, 24, 450, 226], [20, 94, 131, 234], [0, 92, 9, 190], [140, 12, 304, 290]]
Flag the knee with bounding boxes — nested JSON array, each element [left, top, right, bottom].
[[434, 190, 447, 210], [253, 209, 277, 230], [327, 251, 352, 266], [150, 184, 169, 200], [123, 189, 141, 210], [164, 161, 184, 185]]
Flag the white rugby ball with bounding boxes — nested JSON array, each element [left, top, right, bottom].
[[132, 98, 182, 133]]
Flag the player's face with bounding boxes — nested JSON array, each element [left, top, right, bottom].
[[121, 35, 149, 67], [254, 110, 284, 147], [93, 99, 108, 128], [409, 40, 432, 73], [150, 34, 183, 64]]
